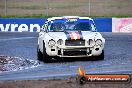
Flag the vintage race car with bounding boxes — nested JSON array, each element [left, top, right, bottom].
[[37, 16, 105, 62]]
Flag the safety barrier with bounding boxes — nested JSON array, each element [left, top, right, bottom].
[[0, 18, 132, 32], [0, 18, 45, 32], [112, 18, 132, 33]]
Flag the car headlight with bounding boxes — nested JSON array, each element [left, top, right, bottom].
[[96, 39, 102, 46], [48, 39, 56, 47], [57, 39, 63, 45]]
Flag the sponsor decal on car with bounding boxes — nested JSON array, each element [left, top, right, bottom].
[[64, 31, 83, 40]]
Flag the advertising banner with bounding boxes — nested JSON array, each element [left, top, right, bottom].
[[112, 18, 132, 32], [93, 18, 112, 32], [0, 18, 112, 32], [0, 18, 46, 32]]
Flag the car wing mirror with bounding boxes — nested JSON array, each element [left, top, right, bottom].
[[91, 24, 97, 32], [40, 28, 47, 32], [92, 29, 97, 32], [40, 28, 44, 32]]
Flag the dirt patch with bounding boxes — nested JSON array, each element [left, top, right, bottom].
[[0, 76, 132, 88], [0, 55, 39, 73]]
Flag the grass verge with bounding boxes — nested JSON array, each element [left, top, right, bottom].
[[0, 14, 131, 18]]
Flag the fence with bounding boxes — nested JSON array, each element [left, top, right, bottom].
[[0, 0, 132, 17]]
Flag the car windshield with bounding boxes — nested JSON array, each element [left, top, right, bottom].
[[48, 19, 96, 32]]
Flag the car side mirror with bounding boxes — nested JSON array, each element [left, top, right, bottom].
[[40, 28, 46, 32], [40, 28, 44, 32], [92, 29, 97, 32], [91, 24, 97, 32]]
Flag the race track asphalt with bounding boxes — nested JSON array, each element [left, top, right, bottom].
[[0, 32, 132, 80]]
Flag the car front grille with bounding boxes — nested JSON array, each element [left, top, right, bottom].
[[65, 40, 85, 46], [63, 48, 87, 56]]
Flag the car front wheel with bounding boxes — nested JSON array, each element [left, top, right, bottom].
[[37, 45, 43, 61], [43, 42, 52, 63], [94, 50, 104, 60]]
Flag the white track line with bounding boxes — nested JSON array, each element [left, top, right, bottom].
[[0, 37, 37, 41]]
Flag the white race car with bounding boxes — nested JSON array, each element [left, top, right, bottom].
[[37, 16, 105, 62]]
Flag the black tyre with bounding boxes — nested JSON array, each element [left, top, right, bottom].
[[94, 50, 104, 60], [37, 45, 43, 61], [43, 41, 51, 63]]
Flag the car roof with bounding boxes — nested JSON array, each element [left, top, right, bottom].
[[47, 16, 94, 22]]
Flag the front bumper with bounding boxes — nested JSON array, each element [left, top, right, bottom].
[[46, 46, 103, 57], [57, 48, 92, 57], [46, 39, 104, 57]]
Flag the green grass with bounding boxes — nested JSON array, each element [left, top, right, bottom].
[[0, 14, 45, 18], [0, 14, 131, 18]]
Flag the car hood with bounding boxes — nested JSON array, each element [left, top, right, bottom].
[[48, 32, 67, 40], [47, 31, 102, 40]]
